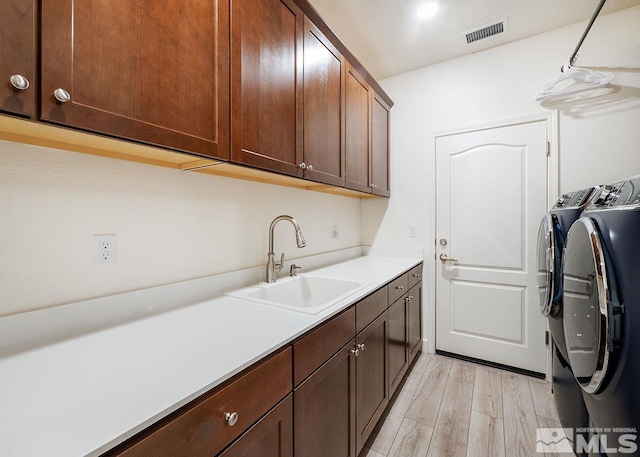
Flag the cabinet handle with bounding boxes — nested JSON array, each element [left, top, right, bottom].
[[395, 285, 404, 290], [306, 164, 313, 171], [9, 74, 29, 90], [298, 162, 306, 169], [225, 412, 239, 426], [53, 88, 71, 103], [356, 343, 365, 351], [412, 273, 420, 278], [350, 348, 360, 357]]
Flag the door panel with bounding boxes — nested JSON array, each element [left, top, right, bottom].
[[1, 0, 36, 117], [40, 0, 228, 158], [450, 145, 524, 270], [435, 120, 548, 373], [303, 17, 345, 186], [231, 0, 303, 175], [345, 65, 370, 193]]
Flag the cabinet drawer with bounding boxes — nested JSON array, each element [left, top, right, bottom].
[[107, 347, 292, 457], [356, 286, 388, 334], [388, 274, 408, 305], [408, 264, 423, 289], [293, 307, 355, 386]]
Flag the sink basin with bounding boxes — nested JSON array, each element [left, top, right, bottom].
[[226, 275, 371, 314]]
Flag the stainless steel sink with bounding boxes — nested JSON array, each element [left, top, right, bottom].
[[226, 275, 371, 314]]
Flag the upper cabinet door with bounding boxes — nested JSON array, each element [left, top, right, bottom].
[[40, 0, 229, 160], [302, 17, 345, 187], [370, 92, 390, 197], [345, 64, 371, 194], [231, 0, 304, 177], [1, 0, 36, 118]]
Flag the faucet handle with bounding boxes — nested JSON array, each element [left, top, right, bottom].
[[275, 253, 285, 272], [289, 264, 302, 277]]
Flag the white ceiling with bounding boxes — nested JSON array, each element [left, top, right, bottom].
[[307, 0, 639, 80]]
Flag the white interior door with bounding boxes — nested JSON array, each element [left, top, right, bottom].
[[435, 120, 548, 373]]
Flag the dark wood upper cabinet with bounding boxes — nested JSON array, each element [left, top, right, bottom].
[[1, 0, 36, 118], [370, 92, 390, 197], [230, 0, 304, 176], [345, 64, 371, 194], [39, 0, 229, 159], [302, 17, 346, 187]]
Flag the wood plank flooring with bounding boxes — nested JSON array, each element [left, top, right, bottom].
[[363, 353, 561, 457]]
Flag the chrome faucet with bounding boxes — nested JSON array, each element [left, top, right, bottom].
[[265, 215, 306, 283]]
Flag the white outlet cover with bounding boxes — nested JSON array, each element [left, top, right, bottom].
[[94, 234, 117, 265]]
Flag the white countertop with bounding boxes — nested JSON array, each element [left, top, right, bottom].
[[0, 254, 421, 457]]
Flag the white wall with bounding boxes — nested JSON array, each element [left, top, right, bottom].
[[363, 6, 640, 249], [0, 141, 362, 316], [362, 6, 640, 354]]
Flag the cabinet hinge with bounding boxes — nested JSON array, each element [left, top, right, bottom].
[[545, 330, 550, 345], [546, 141, 550, 157]]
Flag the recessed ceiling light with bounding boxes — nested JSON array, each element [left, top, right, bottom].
[[417, 2, 438, 20]]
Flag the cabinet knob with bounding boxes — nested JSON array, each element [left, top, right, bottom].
[[405, 296, 410, 302], [395, 285, 404, 290], [298, 162, 306, 169], [409, 295, 414, 300], [306, 164, 313, 171], [53, 88, 71, 103], [412, 273, 420, 278], [225, 411, 239, 426], [9, 74, 29, 90], [356, 343, 366, 351], [350, 348, 360, 357]]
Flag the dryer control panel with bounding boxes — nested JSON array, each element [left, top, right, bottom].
[[552, 187, 597, 209]]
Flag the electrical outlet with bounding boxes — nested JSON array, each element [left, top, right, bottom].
[[94, 234, 117, 265], [332, 225, 340, 239], [409, 224, 417, 238]]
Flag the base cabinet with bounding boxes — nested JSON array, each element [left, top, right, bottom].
[[294, 341, 357, 457], [355, 311, 389, 454], [219, 395, 293, 457], [388, 295, 409, 394], [100, 264, 422, 457]]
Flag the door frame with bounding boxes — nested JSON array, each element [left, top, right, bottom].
[[423, 112, 558, 377]]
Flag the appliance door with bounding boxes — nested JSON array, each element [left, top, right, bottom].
[[537, 213, 560, 316], [562, 217, 616, 394]]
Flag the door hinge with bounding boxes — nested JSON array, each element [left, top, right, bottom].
[[545, 330, 550, 345], [546, 141, 550, 156]]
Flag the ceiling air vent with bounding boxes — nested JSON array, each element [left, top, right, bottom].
[[463, 18, 508, 44]]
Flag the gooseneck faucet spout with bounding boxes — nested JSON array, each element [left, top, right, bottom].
[[266, 215, 306, 283]]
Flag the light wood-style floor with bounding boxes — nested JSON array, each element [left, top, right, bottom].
[[362, 353, 568, 457]]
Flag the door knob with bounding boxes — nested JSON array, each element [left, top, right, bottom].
[[439, 253, 458, 262]]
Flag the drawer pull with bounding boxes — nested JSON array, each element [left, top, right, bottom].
[[356, 343, 366, 351], [225, 411, 239, 426], [395, 285, 404, 290], [53, 88, 71, 103], [10, 74, 29, 90], [412, 273, 420, 278]]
